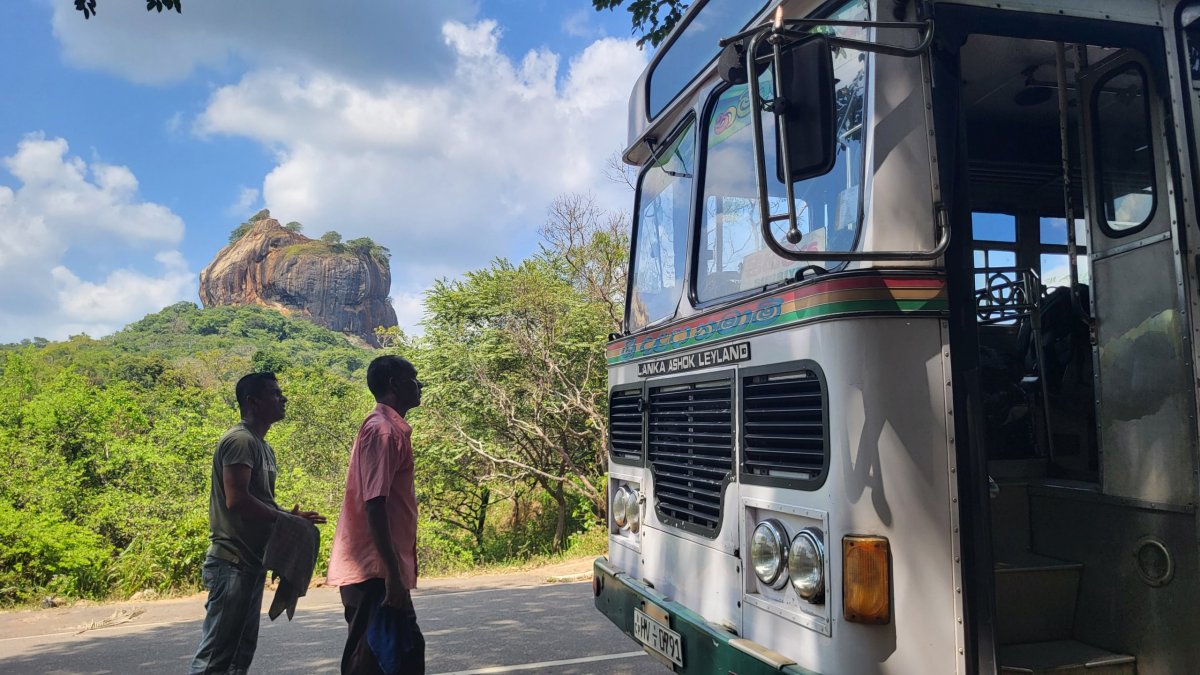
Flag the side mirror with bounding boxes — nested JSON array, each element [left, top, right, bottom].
[[774, 35, 837, 183]]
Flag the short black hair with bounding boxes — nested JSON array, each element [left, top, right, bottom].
[[235, 372, 278, 413], [366, 355, 415, 401]]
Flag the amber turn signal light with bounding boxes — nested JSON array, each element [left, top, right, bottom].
[[843, 535, 890, 624]]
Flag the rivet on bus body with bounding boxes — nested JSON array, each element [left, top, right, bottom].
[[952, 498, 958, 503], [959, 648, 965, 654], [950, 467, 956, 473], [956, 587, 961, 593]]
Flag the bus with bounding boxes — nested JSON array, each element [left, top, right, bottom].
[[592, 0, 1200, 673]]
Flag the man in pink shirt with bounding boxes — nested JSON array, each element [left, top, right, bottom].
[[328, 355, 424, 674]]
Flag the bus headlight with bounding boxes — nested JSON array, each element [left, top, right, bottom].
[[613, 486, 630, 528], [751, 519, 789, 589], [788, 529, 826, 602], [626, 490, 641, 533]]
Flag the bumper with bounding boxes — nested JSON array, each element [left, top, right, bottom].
[[593, 557, 820, 675]]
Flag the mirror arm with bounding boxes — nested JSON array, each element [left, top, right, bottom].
[[747, 31, 782, 254], [759, 209, 951, 261]]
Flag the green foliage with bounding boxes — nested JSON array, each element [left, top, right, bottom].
[[0, 192, 628, 604], [321, 231, 343, 245], [0, 501, 110, 603], [420, 254, 612, 550], [249, 208, 271, 222], [228, 222, 252, 244], [284, 221, 304, 233], [592, 0, 690, 48], [252, 348, 293, 374]]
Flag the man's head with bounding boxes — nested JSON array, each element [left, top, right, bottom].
[[367, 355, 422, 412], [235, 372, 287, 424]]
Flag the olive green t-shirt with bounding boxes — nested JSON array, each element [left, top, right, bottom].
[[206, 423, 279, 569]]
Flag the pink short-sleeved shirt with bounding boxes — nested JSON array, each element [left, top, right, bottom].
[[326, 403, 418, 589]]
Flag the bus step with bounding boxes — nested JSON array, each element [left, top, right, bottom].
[[994, 553, 1082, 645], [998, 640, 1135, 675]]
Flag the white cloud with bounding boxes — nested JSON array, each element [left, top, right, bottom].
[[50, 252, 195, 335], [50, 0, 477, 85], [391, 291, 426, 336], [230, 187, 260, 216], [199, 21, 646, 302], [0, 135, 194, 342]]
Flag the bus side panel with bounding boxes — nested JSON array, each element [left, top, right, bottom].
[[737, 316, 963, 674]]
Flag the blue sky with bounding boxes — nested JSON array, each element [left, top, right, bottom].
[[0, 0, 649, 341]]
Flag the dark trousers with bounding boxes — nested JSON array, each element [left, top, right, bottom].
[[340, 578, 425, 675], [189, 556, 267, 675]]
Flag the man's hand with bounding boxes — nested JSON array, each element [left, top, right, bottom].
[[384, 574, 414, 614], [291, 504, 328, 524]]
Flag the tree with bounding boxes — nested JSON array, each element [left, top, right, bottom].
[[320, 231, 343, 245], [228, 222, 251, 244], [539, 193, 629, 332], [592, 0, 691, 48], [284, 221, 303, 233], [421, 256, 612, 551], [373, 326, 406, 350], [346, 237, 391, 267]]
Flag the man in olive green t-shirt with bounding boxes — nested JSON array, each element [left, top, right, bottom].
[[189, 373, 325, 675]]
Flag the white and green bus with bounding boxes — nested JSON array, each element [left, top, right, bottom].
[[593, 0, 1200, 673]]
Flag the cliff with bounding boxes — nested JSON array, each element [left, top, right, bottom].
[[198, 215, 397, 347]]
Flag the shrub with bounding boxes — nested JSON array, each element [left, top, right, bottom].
[[416, 521, 476, 575], [0, 502, 110, 604]]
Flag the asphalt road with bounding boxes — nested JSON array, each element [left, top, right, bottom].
[[0, 581, 666, 675]]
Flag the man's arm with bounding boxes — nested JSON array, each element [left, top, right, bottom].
[[222, 464, 280, 522], [366, 496, 413, 612]]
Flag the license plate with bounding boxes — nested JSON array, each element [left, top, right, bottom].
[[633, 607, 684, 667]]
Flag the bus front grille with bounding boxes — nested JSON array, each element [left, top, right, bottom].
[[741, 367, 828, 487], [609, 388, 644, 462], [647, 377, 734, 536]]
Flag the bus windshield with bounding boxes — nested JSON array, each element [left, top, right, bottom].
[[628, 120, 696, 332], [695, 0, 869, 302]]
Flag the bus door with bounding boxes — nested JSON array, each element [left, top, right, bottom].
[[1077, 49, 1197, 509], [939, 6, 1200, 672]]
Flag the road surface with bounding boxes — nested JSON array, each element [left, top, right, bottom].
[[0, 578, 665, 674]]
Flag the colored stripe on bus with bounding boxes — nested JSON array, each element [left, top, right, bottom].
[[607, 274, 947, 365]]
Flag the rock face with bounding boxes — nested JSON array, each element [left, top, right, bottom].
[[199, 217, 397, 347]]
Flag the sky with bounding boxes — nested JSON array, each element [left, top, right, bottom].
[[0, 0, 650, 342]]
